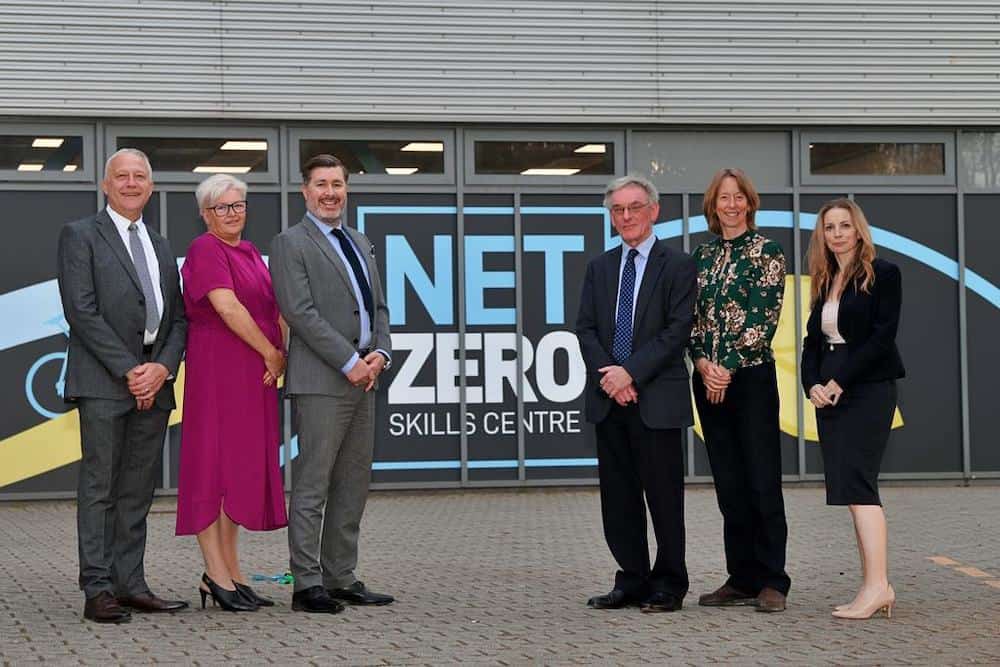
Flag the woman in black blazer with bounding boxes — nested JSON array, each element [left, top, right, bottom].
[[802, 198, 905, 620]]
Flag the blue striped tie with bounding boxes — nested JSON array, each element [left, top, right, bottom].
[[612, 248, 638, 363]]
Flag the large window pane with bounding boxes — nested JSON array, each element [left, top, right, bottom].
[[474, 141, 614, 176], [299, 139, 445, 176], [960, 132, 1000, 189], [0, 135, 83, 172], [809, 142, 944, 176], [116, 137, 269, 173]]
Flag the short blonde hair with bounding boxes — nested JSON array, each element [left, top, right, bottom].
[[195, 173, 248, 210]]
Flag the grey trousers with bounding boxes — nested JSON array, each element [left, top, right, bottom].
[[288, 391, 375, 591], [76, 398, 168, 599]]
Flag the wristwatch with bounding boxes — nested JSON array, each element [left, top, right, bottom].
[[378, 350, 392, 370]]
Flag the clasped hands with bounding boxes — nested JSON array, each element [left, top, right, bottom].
[[126, 362, 169, 411], [263, 347, 287, 387], [808, 380, 844, 408], [346, 351, 387, 392], [598, 365, 638, 406], [696, 358, 731, 405]]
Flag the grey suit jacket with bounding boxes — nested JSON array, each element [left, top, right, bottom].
[[56, 209, 186, 408], [269, 215, 391, 398]]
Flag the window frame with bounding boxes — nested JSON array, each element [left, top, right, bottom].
[[464, 129, 624, 186], [0, 123, 95, 183], [289, 127, 455, 185], [105, 125, 280, 184], [801, 131, 955, 186]]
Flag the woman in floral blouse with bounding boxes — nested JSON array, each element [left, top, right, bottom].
[[689, 168, 791, 613]]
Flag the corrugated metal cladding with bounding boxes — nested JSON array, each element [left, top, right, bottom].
[[0, 1, 999, 124]]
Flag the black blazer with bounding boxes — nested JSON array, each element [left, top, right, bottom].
[[57, 210, 187, 407], [575, 239, 697, 429], [801, 257, 905, 392]]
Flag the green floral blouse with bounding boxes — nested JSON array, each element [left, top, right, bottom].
[[689, 229, 786, 371]]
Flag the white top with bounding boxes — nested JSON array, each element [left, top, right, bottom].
[[106, 206, 163, 344], [821, 300, 846, 344]]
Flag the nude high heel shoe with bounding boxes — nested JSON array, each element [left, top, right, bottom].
[[832, 585, 895, 619]]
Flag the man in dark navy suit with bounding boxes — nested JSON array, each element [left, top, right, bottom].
[[575, 174, 697, 612]]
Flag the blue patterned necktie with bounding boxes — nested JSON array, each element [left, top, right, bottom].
[[612, 248, 639, 363]]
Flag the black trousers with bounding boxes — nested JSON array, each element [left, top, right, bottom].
[[595, 403, 687, 600], [693, 361, 791, 596]]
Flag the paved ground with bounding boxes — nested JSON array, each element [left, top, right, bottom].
[[0, 484, 998, 665]]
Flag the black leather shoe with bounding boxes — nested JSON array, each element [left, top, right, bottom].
[[117, 591, 189, 613], [640, 591, 683, 613], [698, 583, 757, 607], [292, 585, 346, 614], [586, 588, 630, 609], [327, 581, 394, 606], [84, 591, 132, 624]]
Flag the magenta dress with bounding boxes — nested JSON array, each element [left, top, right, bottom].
[[176, 233, 288, 535]]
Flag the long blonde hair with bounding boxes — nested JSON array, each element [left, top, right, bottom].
[[808, 198, 876, 304]]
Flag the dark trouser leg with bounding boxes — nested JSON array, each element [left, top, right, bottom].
[[111, 406, 169, 596], [694, 373, 757, 594], [595, 406, 650, 600], [640, 426, 688, 597], [76, 398, 139, 598], [733, 363, 790, 595]]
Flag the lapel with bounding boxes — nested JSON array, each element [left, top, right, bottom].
[[94, 210, 142, 294], [301, 215, 354, 294], [604, 245, 623, 329], [633, 240, 666, 334]]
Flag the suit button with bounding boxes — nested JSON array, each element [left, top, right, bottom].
[[353, 310, 359, 316], [139, 298, 145, 305], [352, 338, 359, 345], [137, 331, 143, 336]]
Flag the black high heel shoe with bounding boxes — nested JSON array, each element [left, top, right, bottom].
[[234, 582, 274, 607], [200, 573, 258, 612]]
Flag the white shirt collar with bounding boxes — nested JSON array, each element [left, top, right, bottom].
[[624, 232, 657, 260], [106, 205, 145, 234]]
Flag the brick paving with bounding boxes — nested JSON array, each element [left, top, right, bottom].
[[1, 484, 998, 665]]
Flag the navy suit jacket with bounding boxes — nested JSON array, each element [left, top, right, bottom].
[[801, 257, 905, 392], [575, 238, 697, 430]]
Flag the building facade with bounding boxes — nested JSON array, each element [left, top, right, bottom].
[[2, 2, 999, 496]]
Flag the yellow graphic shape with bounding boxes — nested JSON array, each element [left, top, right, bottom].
[[0, 363, 186, 488], [693, 276, 903, 442]]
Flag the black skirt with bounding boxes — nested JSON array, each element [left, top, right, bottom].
[[815, 344, 896, 506]]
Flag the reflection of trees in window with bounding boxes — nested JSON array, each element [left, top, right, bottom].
[[961, 133, 1000, 188], [810, 143, 944, 176]]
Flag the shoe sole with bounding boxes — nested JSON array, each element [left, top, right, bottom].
[[640, 606, 682, 613], [333, 598, 393, 606], [84, 615, 131, 624], [698, 599, 757, 607], [291, 603, 345, 614]]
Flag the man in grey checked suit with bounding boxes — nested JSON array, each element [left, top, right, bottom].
[[270, 154, 394, 614], [56, 148, 188, 623]]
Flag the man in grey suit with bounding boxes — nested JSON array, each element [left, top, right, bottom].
[[56, 148, 188, 623], [270, 154, 394, 614]]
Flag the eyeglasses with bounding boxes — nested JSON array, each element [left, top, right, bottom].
[[609, 202, 651, 218], [207, 201, 247, 216]]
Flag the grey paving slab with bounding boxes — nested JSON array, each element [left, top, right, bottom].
[[0, 485, 998, 665]]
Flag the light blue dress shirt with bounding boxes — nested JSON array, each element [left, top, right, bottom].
[[306, 212, 389, 375], [615, 232, 658, 327]]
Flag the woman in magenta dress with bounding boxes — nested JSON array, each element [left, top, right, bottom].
[[177, 174, 288, 612]]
